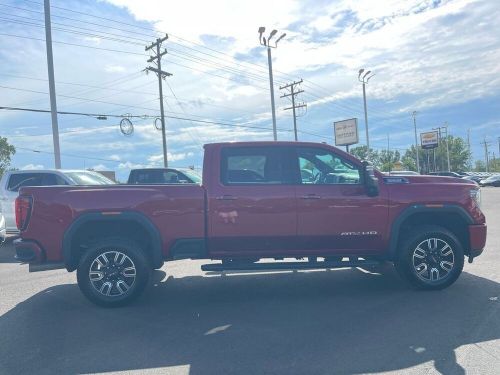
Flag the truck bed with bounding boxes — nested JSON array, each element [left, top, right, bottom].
[[19, 184, 206, 263]]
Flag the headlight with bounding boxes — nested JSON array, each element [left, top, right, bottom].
[[470, 188, 481, 208]]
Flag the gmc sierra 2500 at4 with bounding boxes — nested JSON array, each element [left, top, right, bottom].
[[14, 142, 487, 307]]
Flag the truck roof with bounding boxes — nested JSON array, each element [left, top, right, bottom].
[[204, 141, 333, 148]]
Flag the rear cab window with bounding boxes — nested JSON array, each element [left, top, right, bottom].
[[220, 146, 296, 185], [7, 173, 66, 192]]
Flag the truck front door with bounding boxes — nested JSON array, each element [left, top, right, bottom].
[[293, 146, 388, 255], [207, 145, 297, 258]]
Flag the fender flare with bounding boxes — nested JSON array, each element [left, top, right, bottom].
[[62, 211, 163, 271], [387, 204, 473, 260]]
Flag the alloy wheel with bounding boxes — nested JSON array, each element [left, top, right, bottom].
[[89, 251, 136, 297], [412, 237, 455, 283]]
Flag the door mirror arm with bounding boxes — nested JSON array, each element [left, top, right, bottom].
[[361, 161, 380, 197]]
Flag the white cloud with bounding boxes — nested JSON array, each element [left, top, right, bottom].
[[89, 164, 108, 170], [105, 64, 127, 73], [147, 151, 194, 164], [83, 36, 102, 44], [21, 164, 44, 170]]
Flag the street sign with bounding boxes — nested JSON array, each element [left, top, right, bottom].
[[334, 118, 358, 146], [420, 131, 439, 149]]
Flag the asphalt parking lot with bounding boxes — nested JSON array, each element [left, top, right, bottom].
[[0, 188, 499, 375]]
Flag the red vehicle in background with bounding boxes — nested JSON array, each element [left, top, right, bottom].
[[14, 142, 487, 307]]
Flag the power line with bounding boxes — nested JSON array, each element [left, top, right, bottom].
[[0, 32, 146, 55], [0, 105, 334, 141]]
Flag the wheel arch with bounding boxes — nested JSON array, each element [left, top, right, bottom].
[[62, 211, 163, 271], [388, 204, 473, 260]]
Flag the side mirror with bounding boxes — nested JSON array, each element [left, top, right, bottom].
[[362, 161, 379, 197]]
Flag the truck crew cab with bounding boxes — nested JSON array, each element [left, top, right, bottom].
[[14, 142, 487, 307]]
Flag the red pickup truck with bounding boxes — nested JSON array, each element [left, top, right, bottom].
[[14, 142, 487, 307]]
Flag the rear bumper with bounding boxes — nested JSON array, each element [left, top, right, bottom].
[[14, 238, 45, 263], [469, 224, 487, 257]]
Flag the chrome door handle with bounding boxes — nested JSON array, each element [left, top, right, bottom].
[[301, 194, 321, 199], [216, 195, 237, 201]]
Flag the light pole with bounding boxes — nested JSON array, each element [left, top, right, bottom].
[[259, 27, 286, 141], [358, 69, 375, 160]]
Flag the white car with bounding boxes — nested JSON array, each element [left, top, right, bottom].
[[0, 170, 114, 234]]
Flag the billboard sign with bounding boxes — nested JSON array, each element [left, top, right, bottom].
[[334, 118, 358, 146], [420, 131, 439, 149]]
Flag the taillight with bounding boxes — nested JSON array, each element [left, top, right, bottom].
[[15, 196, 33, 231]]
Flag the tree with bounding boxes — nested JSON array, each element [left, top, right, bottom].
[[349, 146, 379, 165], [488, 158, 500, 173], [378, 150, 401, 172], [473, 160, 485, 172], [402, 136, 471, 173], [0, 137, 16, 177]]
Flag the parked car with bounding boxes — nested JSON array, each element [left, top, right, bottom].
[[387, 170, 420, 176], [127, 168, 201, 184], [429, 171, 463, 178], [479, 174, 500, 187], [0, 211, 5, 244], [0, 170, 115, 234], [462, 175, 482, 184], [14, 141, 486, 307]]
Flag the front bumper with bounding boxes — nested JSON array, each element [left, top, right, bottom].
[[469, 224, 487, 257]]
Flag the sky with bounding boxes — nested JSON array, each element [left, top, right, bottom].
[[0, 0, 499, 180]]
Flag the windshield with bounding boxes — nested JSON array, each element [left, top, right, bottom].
[[64, 172, 115, 185], [179, 169, 202, 183]]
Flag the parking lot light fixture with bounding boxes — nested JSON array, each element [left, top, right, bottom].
[[258, 27, 286, 141]]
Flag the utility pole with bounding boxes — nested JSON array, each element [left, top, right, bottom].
[[358, 69, 375, 160], [258, 27, 286, 141], [467, 128, 472, 171], [146, 35, 172, 167], [411, 111, 420, 173], [432, 125, 450, 171], [444, 122, 451, 172], [44, 0, 61, 169], [481, 138, 491, 172], [280, 79, 306, 141], [387, 133, 391, 172]]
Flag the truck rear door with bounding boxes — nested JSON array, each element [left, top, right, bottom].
[[207, 145, 297, 257]]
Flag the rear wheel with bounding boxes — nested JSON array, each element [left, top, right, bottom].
[[77, 238, 150, 307], [395, 225, 464, 290]]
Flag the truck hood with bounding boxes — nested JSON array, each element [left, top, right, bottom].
[[389, 175, 476, 185]]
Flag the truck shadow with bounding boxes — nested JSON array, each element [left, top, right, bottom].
[[0, 266, 499, 374]]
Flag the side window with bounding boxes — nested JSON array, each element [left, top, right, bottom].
[[163, 171, 181, 183], [296, 147, 361, 185], [221, 147, 293, 185], [41, 173, 59, 186], [54, 175, 69, 185], [7, 173, 44, 192]]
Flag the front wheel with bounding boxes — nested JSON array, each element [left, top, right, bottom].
[[77, 238, 151, 307], [394, 225, 464, 290]]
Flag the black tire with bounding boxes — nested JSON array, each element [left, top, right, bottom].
[[394, 225, 464, 290], [77, 238, 151, 307]]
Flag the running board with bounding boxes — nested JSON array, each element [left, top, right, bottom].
[[201, 259, 381, 272]]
